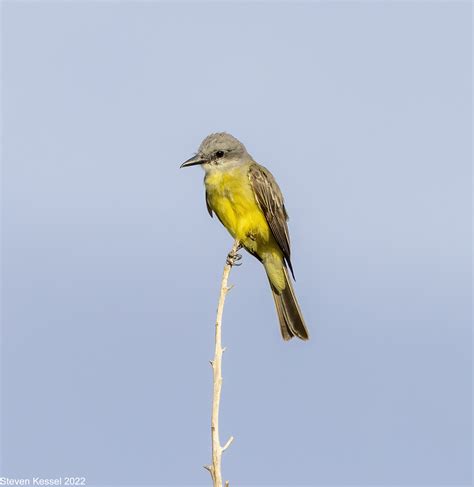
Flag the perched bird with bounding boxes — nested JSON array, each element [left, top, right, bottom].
[[180, 133, 309, 341]]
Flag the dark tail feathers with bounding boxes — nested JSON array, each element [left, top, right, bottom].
[[269, 267, 309, 341]]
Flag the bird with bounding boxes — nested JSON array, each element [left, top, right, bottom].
[[180, 133, 309, 341]]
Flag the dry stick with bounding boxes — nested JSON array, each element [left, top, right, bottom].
[[204, 239, 240, 487]]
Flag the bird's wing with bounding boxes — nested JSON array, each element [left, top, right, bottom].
[[205, 189, 213, 217], [248, 163, 295, 278]]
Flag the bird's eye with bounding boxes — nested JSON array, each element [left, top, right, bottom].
[[215, 150, 225, 159]]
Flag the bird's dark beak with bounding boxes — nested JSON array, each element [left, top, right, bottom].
[[180, 154, 207, 168]]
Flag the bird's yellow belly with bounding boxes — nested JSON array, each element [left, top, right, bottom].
[[205, 166, 286, 291], [205, 168, 273, 254]]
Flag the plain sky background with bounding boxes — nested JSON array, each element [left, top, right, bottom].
[[1, 1, 471, 486]]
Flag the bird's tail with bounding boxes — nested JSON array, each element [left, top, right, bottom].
[[268, 266, 309, 341]]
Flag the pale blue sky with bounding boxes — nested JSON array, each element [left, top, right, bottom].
[[1, 1, 471, 486]]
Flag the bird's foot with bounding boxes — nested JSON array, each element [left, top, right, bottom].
[[226, 249, 242, 267]]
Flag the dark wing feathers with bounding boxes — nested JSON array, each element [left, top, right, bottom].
[[205, 190, 213, 217], [248, 163, 295, 279]]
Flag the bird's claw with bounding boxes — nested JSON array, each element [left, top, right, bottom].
[[226, 251, 242, 267]]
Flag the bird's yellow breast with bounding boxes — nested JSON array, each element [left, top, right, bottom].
[[205, 165, 271, 249]]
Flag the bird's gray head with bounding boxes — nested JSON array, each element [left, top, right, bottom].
[[180, 132, 249, 171]]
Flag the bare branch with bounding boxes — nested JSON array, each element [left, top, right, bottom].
[[206, 239, 239, 487]]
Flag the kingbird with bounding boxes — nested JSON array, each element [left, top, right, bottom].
[[181, 133, 309, 341]]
